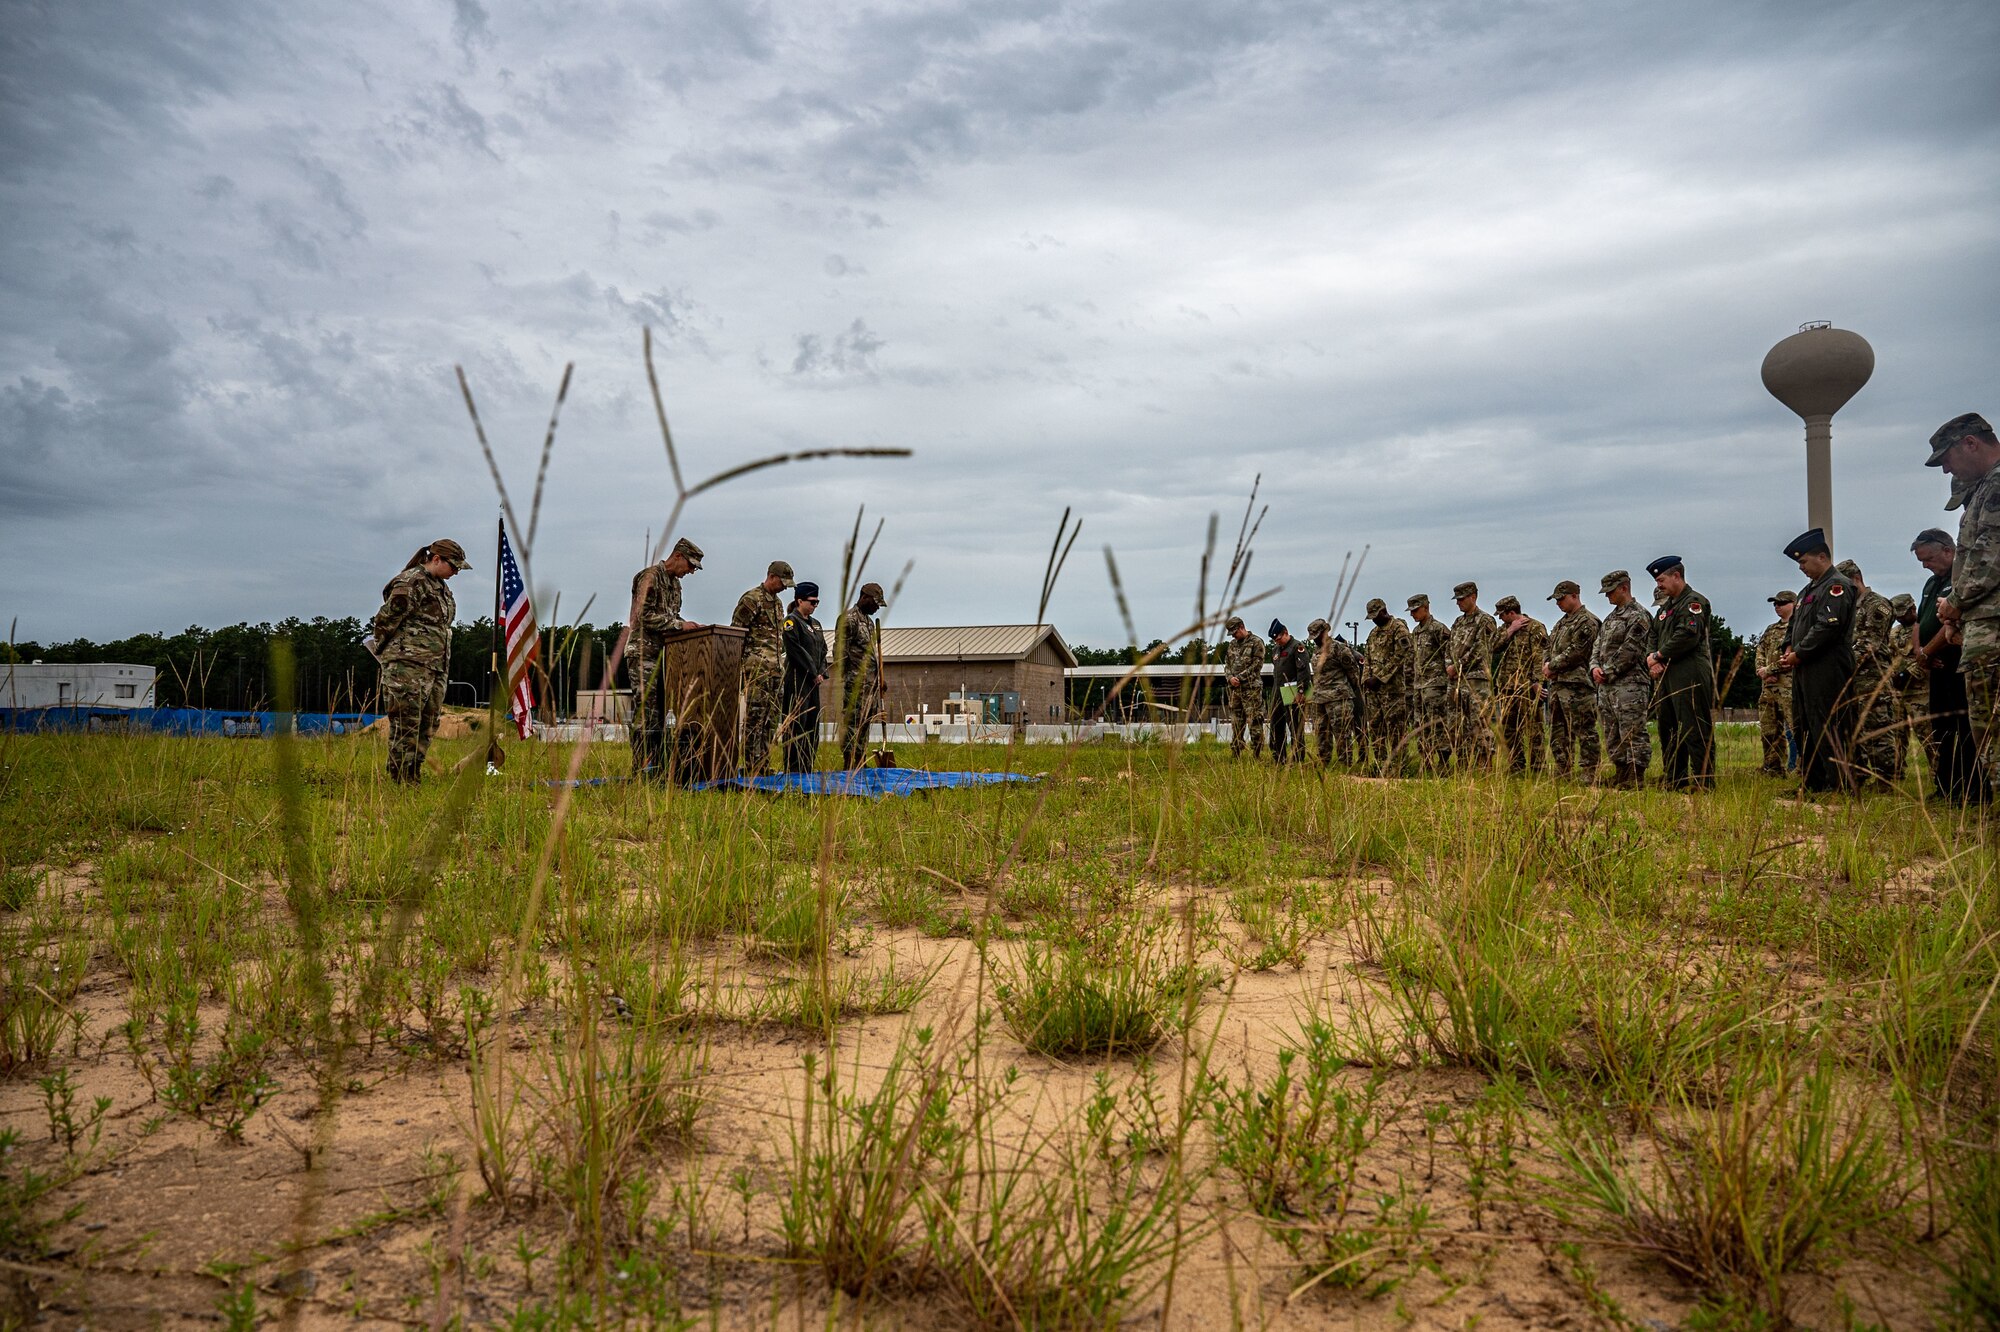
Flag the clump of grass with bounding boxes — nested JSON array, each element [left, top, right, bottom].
[[1542, 1054, 1907, 1326], [993, 922, 1208, 1058]]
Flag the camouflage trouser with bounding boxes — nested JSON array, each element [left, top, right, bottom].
[[1849, 672, 1902, 785], [1311, 691, 1360, 764], [741, 665, 783, 776], [1455, 677, 1496, 766], [1962, 650, 2000, 802], [1365, 688, 1408, 766], [1547, 682, 1599, 779], [1597, 677, 1652, 775], [381, 661, 444, 782], [1496, 691, 1545, 773], [1757, 691, 1789, 774], [1226, 684, 1264, 756], [840, 684, 880, 770], [1411, 683, 1453, 767]]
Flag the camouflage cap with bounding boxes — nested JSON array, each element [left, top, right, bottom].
[[1836, 558, 1863, 583], [1224, 615, 1244, 632], [1406, 593, 1429, 610], [1599, 570, 1630, 594], [1890, 592, 1916, 616], [429, 538, 471, 571], [1307, 617, 1329, 635], [1926, 412, 1994, 467], [670, 536, 704, 568], [1548, 579, 1580, 601], [858, 582, 885, 601], [1452, 580, 1478, 600], [1494, 594, 1521, 614], [1365, 597, 1387, 617], [1768, 589, 1797, 605], [767, 559, 795, 588]]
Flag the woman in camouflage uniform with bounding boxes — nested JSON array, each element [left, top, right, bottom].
[[371, 539, 468, 783]]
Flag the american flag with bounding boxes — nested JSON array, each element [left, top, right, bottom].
[[499, 524, 539, 738]]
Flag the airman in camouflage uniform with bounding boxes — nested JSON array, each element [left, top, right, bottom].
[[1447, 582, 1499, 768], [1754, 591, 1797, 776], [1361, 598, 1413, 767], [1492, 596, 1548, 773], [1223, 617, 1267, 757], [628, 536, 703, 779], [731, 559, 794, 775], [838, 582, 885, 770], [1541, 580, 1601, 780], [1932, 415, 2000, 798], [1589, 570, 1654, 787], [1887, 593, 1921, 781], [371, 538, 468, 783], [1306, 617, 1362, 765], [1838, 559, 1901, 787], [1407, 594, 1453, 769]]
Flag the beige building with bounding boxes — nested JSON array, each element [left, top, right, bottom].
[[821, 624, 1077, 727]]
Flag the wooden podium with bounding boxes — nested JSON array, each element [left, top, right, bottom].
[[654, 625, 746, 783]]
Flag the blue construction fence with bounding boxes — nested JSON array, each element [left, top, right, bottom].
[[0, 707, 382, 737]]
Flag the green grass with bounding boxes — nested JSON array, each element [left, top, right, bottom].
[[0, 724, 1993, 1326]]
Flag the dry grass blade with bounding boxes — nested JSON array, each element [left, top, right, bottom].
[[525, 362, 574, 552]]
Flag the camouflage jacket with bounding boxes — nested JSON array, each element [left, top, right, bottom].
[[1887, 621, 1922, 699], [1544, 607, 1601, 686], [1849, 589, 1895, 684], [1949, 465, 2000, 621], [1224, 633, 1266, 689], [1755, 621, 1792, 685], [731, 585, 784, 681], [372, 567, 456, 672], [1310, 634, 1361, 701], [837, 607, 879, 697], [1411, 618, 1452, 688], [1449, 610, 1498, 682], [629, 563, 686, 666], [1590, 601, 1652, 683], [1494, 617, 1549, 696], [1363, 617, 1412, 693]]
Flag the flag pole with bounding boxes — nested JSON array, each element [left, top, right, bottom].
[[488, 512, 505, 767]]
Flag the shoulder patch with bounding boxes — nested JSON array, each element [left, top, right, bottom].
[[783, 618, 794, 629], [1689, 602, 1704, 614], [1829, 585, 1845, 597]]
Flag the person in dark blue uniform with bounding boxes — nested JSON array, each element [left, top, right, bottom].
[[1644, 555, 1716, 790], [1779, 529, 1859, 794]]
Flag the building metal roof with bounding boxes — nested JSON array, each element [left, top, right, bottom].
[[823, 623, 1077, 667]]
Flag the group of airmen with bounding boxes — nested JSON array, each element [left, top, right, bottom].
[[367, 411, 2000, 799], [1217, 567, 1688, 788], [1210, 411, 2000, 800], [624, 536, 889, 780]]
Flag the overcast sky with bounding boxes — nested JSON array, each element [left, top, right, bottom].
[[4, 0, 1996, 650]]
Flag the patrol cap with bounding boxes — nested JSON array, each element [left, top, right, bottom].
[[1268, 618, 1287, 638], [1783, 528, 1829, 559], [1912, 528, 1954, 551], [1494, 594, 1521, 614], [1768, 589, 1797, 605], [1836, 558, 1863, 583], [1599, 570, 1630, 594], [1365, 597, 1387, 617], [1452, 581, 1478, 600], [858, 581, 885, 601], [1890, 592, 1916, 615], [1406, 593, 1429, 610], [1926, 412, 1994, 467], [767, 559, 795, 588], [429, 538, 471, 571], [1307, 617, 1329, 635], [670, 536, 704, 568], [795, 581, 820, 600], [1645, 555, 1684, 579], [1548, 579, 1580, 601], [1224, 615, 1244, 632]]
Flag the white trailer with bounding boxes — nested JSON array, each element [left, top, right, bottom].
[[0, 663, 157, 709]]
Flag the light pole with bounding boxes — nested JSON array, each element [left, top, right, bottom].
[[1761, 322, 1874, 547]]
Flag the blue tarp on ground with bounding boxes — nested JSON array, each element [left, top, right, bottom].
[[0, 706, 381, 736], [692, 767, 1039, 797]]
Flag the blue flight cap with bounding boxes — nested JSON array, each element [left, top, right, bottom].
[[794, 581, 820, 599], [1268, 618, 1287, 638], [1645, 555, 1684, 578], [1782, 529, 1829, 559]]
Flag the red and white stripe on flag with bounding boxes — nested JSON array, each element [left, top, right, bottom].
[[499, 524, 539, 738]]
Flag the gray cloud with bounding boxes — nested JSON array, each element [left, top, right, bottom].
[[1, 0, 1996, 647]]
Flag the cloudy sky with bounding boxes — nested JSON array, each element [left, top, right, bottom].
[[4, 0, 1996, 650]]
